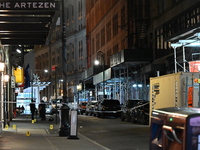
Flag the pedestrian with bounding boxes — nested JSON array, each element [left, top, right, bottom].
[[39, 100, 46, 121], [30, 101, 36, 120], [21, 105, 25, 113]]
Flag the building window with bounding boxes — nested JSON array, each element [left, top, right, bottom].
[[79, 63, 83, 71], [96, 32, 100, 51], [121, 6, 126, 29], [66, 8, 69, 25], [71, 44, 74, 62], [113, 44, 118, 54], [163, 4, 200, 40], [91, 38, 94, 55], [101, 27, 105, 47], [79, 40, 83, 60], [91, 0, 95, 7], [107, 49, 111, 66], [113, 13, 118, 36], [67, 45, 70, 63], [78, 0, 83, 19], [106, 21, 111, 42], [121, 38, 126, 50]]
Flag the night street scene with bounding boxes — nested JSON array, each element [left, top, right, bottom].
[[0, 0, 200, 150]]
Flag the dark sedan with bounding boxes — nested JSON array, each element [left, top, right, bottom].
[[130, 101, 149, 125], [121, 99, 145, 121], [94, 99, 121, 118]]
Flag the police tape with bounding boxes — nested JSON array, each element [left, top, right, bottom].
[[0, 101, 39, 104], [130, 102, 149, 111]]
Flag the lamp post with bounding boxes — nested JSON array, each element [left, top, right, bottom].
[[3, 74, 9, 127], [54, 66, 58, 124], [94, 51, 105, 99], [0, 62, 5, 127], [59, 0, 70, 137]]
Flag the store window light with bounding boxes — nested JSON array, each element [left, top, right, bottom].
[[133, 84, 142, 88]]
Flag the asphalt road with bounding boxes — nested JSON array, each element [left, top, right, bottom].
[[78, 115, 150, 150]]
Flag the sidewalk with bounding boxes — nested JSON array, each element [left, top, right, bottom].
[[0, 114, 110, 150]]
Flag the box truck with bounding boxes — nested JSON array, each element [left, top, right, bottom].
[[150, 72, 200, 116]]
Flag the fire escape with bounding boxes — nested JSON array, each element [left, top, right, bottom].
[[124, 0, 150, 101], [131, 0, 150, 49]]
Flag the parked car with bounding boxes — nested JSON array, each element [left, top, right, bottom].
[[121, 99, 144, 121], [85, 101, 98, 116], [130, 101, 149, 125], [79, 102, 88, 115], [49, 96, 63, 115], [94, 99, 121, 118], [45, 102, 51, 114]]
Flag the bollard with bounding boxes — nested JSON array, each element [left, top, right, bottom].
[[59, 103, 70, 136]]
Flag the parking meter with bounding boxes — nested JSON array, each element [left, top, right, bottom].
[[150, 107, 200, 150]]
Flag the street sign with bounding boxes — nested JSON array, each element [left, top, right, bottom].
[[52, 65, 57, 71]]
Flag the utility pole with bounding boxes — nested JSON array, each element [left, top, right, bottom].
[[61, 0, 67, 103], [59, 0, 70, 137]]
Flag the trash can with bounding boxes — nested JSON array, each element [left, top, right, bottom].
[[150, 107, 200, 150]]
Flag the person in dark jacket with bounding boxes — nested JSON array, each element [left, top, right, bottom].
[[30, 101, 36, 120], [38, 100, 46, 121]]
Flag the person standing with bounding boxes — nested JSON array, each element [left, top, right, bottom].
[[30, 101, 36, 120], [21, 105, 25, 114], [39, 100, 46, 121]]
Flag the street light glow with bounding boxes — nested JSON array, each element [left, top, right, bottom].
[[4, 74, 9, 82], [16, 49, 21, 53], [94, 60, 100, 65]]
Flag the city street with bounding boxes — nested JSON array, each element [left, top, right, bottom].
[[78, 115, 150, 150]]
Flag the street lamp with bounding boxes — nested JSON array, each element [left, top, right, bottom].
[[4, 75, 9, 82], [59, 0, 70, 137], [0, 62, 5, 127], [0, 62, 5, 72], [94, 51, 105, 99], [3, 74, 9, 127]]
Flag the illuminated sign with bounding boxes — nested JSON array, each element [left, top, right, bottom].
[[14, 67, 24, 83], [0, 1, 59, 10]]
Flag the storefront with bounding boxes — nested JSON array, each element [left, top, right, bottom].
[[16, 81, 50, 114]]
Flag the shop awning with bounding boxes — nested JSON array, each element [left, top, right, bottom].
[[0, 1, 60, 45]]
